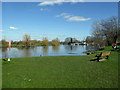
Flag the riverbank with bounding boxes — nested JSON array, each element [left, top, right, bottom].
[[0, 44, 56, 48], [2, 50, 118, 88]]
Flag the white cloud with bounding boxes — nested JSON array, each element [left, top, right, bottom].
[[9, 27, 18, 30], [56, 13, 91, 22], [38, 1, 62, 6], [70, 0, 84, 3], [38, 0, 84, 6], [40, 8, 47, 11], [68, 16, 91, 21], [56, 13, 68, 17], [64, 15, 72, 18]]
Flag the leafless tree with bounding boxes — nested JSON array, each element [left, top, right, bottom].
[[51, 38, 60, 46], [23, 34, 31, 47], [91, 16, 119, 46], [42, 37, 49, 46]]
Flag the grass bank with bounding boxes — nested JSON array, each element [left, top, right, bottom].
[[84, 45, 120, 55], [2, 51, 118, 88]]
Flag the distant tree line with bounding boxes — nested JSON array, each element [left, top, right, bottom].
[[0, 34, 60, 47], [0, 35, 83, 47], [86, 16, 120, 47]]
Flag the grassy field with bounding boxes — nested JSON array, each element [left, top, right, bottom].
[[2, 51, 118, 88]]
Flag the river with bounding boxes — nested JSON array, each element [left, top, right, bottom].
[[1, 45, 98, 58]]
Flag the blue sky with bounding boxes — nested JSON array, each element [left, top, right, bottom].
[[2, 2, 118, 41]]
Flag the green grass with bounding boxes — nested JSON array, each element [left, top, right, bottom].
[[2, 51, 118, 88], [84, 45, 120, 55]]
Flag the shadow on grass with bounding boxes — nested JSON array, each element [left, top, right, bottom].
[[2, 58, 7, 61], [90, 59, 97, 62], [2, 58, 13, 64]]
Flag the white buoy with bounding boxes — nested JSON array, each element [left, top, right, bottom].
[[8, 58, 10, 61]]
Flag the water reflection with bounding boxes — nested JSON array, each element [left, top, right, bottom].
[[64, 45, 78, 51], [86, 45, 98, 51], [64, 45, 85, 53], [2, 48, 7, 58], [1, 45, 97, 58], [52, 46, 59, 52], [18, 47, 32, 57], [42, 46, 48, 55]]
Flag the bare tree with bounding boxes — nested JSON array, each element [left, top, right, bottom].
[[86, 36, 95, 45], [91, 16, 119, 46], [1, 39, 8, 47], [23, 34, 31, 47], [92, 21, 105, 46], [42, 37, 49, 46], [100, 16, 118, 45], [51, 38, 60, 46]]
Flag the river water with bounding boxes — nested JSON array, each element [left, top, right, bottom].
[[1, 45, 98, 58]]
